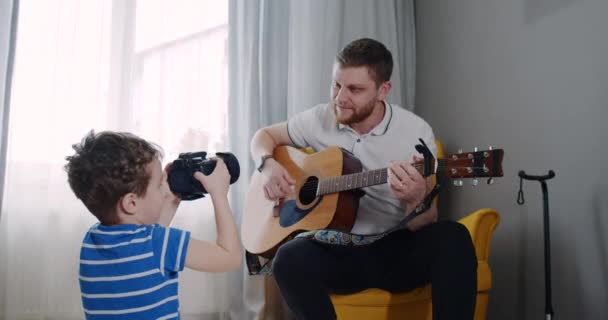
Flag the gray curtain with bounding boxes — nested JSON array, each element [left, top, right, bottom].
[[227, 0, 415, 318], [228, 1, 291, 318], [0, 0, 18, 314], [0, 0, 17, 220]]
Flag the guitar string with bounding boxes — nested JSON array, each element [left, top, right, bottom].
[[293, 157, 495, 191], [295, 165, 496, 194], [302, 165, 493, 188], [282, 153, 500, 193]]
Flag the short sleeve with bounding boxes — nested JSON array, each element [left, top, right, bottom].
[[287, 105, 323, 148], [152, 225, 191, 274]]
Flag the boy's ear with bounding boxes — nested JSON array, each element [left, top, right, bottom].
[[119, 193, 139, 215]]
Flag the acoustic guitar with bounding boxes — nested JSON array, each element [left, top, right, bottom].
[[241, 145, 504, 257]]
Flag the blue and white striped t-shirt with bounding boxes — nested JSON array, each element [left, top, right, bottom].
[[79, 223, 190, 320]]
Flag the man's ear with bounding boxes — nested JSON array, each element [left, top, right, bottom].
[[118, 193, 139, 215], [378, 81, 392, 101]]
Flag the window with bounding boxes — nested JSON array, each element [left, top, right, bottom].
[[131, 0, 229, 159], [2, 1, 231, 317]]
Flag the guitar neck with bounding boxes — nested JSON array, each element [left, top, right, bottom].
[[316, 161, 433, 196], [317, 168, 388, 195], [314, 146, 504, 196]]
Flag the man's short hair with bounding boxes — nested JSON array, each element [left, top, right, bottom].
[[65, 131, 162, 224], [336, 38, 393, 86]]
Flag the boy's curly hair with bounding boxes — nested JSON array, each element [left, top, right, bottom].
[[65, 131, 163, 224]]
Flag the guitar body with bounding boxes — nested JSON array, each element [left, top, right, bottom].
[[242, 146, 363, 257]]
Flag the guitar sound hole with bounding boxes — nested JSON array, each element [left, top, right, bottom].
[[299, 176, 318, 205]]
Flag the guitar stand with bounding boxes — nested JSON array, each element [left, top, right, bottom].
[[517, 170, 556, 320]]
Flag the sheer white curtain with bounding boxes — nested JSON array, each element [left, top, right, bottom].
[[0, 0, 17, 316], [228, 0, 416, 318], [228, 1, 292, 318], [0, 1, 236, 319], [0, 0, 16, 214]]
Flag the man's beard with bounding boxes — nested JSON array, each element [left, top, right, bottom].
[[333, 98, 377, 125]]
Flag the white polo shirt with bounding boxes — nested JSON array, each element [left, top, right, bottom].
[[287, 102, 437, 234]]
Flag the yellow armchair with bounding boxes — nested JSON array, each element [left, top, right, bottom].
[[330, 140, 500, 319], [330, 208, 500, 320]]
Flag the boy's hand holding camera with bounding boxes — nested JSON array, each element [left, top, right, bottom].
[[161, 156, 240, 273], [178, 157, 241, 273], [159, 163, 181, 226], [193, 158, 230, 198], [160, 158, 230, 225]]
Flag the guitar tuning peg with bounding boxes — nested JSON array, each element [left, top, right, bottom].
[[488, 145, 494, 150], [453, 179, 464, 187], [473, 147, 478, 152], [457, 148, 463, 154], [471, 178, 479, 186], [487, 177, 494, 185]]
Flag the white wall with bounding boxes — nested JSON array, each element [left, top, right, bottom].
[[416, 0, 608, 319]]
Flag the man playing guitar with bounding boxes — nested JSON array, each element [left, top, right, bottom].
[[249, 38, 477, 320]]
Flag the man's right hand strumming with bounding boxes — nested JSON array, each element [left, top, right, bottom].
[[261, 159, 295, 201]]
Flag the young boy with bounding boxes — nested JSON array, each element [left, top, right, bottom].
[[65, 130, 241, 319]]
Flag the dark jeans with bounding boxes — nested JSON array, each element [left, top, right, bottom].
[[272, 221, 478, 320]]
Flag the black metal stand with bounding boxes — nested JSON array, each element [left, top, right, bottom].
[[517, 170, 556, 320]]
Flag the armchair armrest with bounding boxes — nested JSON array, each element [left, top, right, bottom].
[[458, 208, 499, 292], [458, 208, 500, 262]]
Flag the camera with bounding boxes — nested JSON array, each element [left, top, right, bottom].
[[168, 151, 240, 200]]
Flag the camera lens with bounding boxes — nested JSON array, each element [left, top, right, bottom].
[[167, 152, 240, 201]]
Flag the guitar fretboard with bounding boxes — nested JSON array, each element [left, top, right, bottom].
[[315, 159, 442, 196], [317, 168, 388, 195]]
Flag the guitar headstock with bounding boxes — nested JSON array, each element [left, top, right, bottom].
[[438, 148, 504, 185]]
